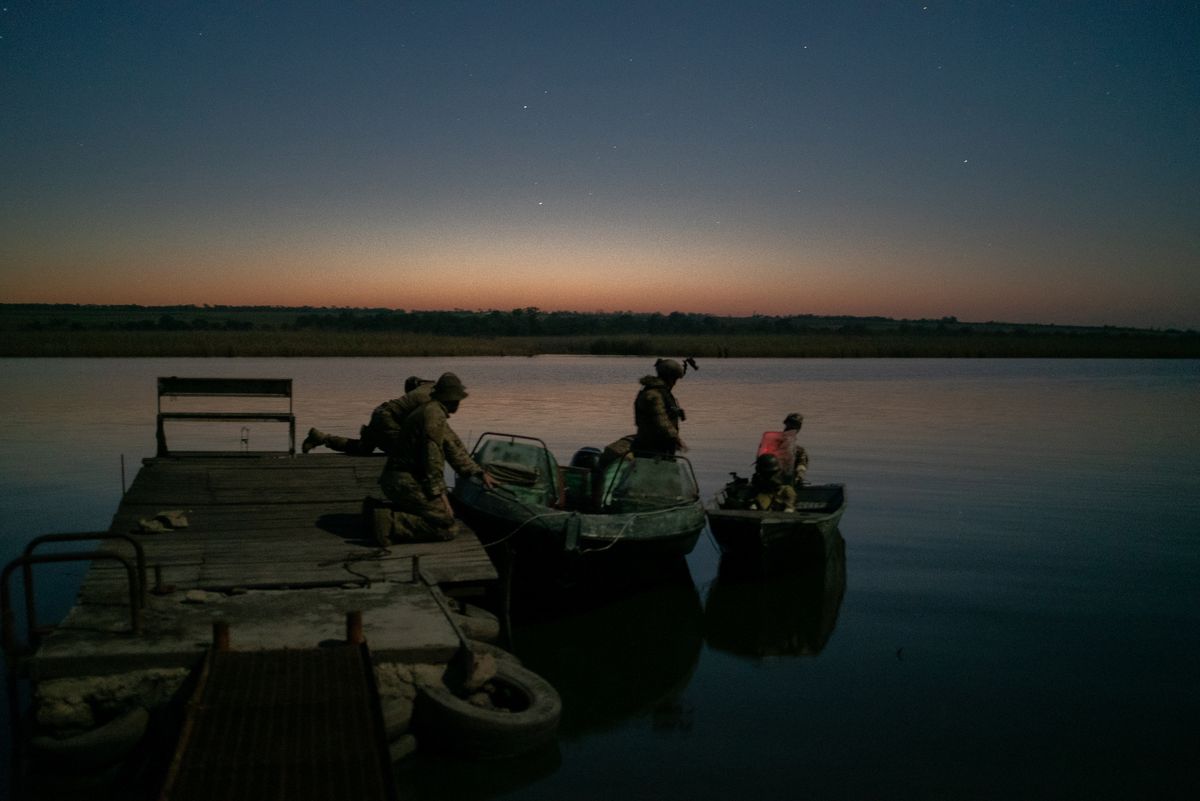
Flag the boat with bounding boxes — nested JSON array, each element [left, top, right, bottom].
[[706, 478, 846, 562], [450, 432, 707, 571]]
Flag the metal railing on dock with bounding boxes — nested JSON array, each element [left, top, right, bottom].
[[3, 532, 146, 663]]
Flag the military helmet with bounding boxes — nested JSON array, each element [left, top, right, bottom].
[[432, 372, 468, 401], [655, 358, 685, 380], [784, 412, 804, 430], [755, 453, 781, 473]]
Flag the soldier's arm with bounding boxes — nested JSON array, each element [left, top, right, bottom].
[[422, 414, 449, 497], [648, 390, 679, 439], [442, 428, 479, 475]]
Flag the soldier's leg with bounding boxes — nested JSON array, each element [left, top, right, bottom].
[[390, 503, 455, 542], [303, 428, 358, 453], [303, 424, 376, 455], [380, 470, 456, 542], [348, 425, 380, 455]]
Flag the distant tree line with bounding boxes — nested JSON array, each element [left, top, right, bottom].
[[1, 303, 1195, 340]]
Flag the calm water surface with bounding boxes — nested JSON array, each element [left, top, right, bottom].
[[1, 357, 1198, 800]]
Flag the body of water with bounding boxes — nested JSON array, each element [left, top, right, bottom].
[[1, 356, 1197, 799]]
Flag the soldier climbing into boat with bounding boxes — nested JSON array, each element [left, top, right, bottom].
[[304, 375, 442, 455], [374, 372, 495, 544]]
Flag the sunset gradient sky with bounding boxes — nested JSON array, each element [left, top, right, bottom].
[[2, 2, 1198, 328]]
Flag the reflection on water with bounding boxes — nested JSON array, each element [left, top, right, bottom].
[[2, 358, 1199, 800], [393, 746, 562, 801], [705, 531, 846, 660], [507, 558, 703, 738]]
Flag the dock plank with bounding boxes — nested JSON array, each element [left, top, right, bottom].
[[29, 454, 497, 678]]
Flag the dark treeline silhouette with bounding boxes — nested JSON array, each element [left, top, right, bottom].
[[4, 303, 1192, 339], [4, 304, 1198, 357]]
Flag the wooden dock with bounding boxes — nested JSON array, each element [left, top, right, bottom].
[[27, 454, 499, 679]]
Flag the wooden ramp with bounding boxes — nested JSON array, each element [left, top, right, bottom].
[[161, 645, 397, 801]]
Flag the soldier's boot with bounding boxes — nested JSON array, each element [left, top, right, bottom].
[[361, 496, 379, 530], [371, 508, 394, 548], [302, 428, 327, 453]]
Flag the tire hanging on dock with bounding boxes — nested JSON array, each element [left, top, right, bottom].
[[413, 661, 561, 759]]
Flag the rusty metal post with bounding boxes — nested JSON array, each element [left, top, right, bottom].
[[345, 611, 364, 644], [411, 554, 421, 583], [212, 621, 230, 652]]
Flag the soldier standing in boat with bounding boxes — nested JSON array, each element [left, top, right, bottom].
[[633, 357, 691, 455], [374, 373, 494, 543], [782, 412, 809, 486], [592, 358, 694, 508]]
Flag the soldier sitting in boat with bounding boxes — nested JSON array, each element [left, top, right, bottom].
[[757, 412, 810, 487], [747, 453, 797, 512]]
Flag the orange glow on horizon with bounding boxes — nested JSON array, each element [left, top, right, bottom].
[[3, 224, 1196, 329]]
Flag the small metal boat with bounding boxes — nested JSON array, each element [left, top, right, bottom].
[[706, 480, 846, 561], [450, 433, 707, 572]]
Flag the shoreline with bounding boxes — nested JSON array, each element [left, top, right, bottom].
[[3, 330, 1198, 358]]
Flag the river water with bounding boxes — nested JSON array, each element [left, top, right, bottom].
[[1, 356, 1197, 800]]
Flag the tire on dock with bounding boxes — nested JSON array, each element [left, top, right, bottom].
[[414, 661, 560, 759], [30, 705, 149, 772]]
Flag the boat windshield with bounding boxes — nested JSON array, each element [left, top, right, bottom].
[[603, 454, 699, 512], [471, 434, 561, 507]]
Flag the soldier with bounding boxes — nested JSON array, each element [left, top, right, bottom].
[[632, 357, 690, 455], [782, 412, 810, 486], [375, 373, 494, 544], [302, 375, 433, 455], [749, 453, 797, 512], [592, 357, 693, 509]]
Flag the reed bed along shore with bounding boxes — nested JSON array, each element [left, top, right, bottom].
[[3, 330, 1197, 358]]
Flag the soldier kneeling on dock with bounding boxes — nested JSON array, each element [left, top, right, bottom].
[[374, 373, 494, 544]]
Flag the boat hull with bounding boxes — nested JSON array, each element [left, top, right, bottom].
[[452, 476, 706, 565], [450, 432, 707, 580], [706, 483, 846, 561]]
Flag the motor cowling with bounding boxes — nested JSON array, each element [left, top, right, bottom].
[[569, 446, 602, 471]]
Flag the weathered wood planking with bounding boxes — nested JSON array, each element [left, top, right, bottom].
[[27, 454, 492, 678], [104, 455, 497, 589]]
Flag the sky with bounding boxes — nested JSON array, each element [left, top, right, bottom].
[[1, 2, 1198, 329]]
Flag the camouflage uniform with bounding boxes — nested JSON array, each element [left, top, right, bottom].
[[594, 359, 688, 509], [782, 413, 809, 485], [303, 380, 469, 461], [750, 457, 797, 511], [632, 375, 685, 455], [379, 377, 483, 542]]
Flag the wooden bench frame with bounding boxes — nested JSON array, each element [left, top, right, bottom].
[[156, 377, 296, 456]]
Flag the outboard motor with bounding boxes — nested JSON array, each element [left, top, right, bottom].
[[569, 446, 602, 471]]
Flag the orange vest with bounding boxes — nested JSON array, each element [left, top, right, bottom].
[[756, 430, 797, 474]]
